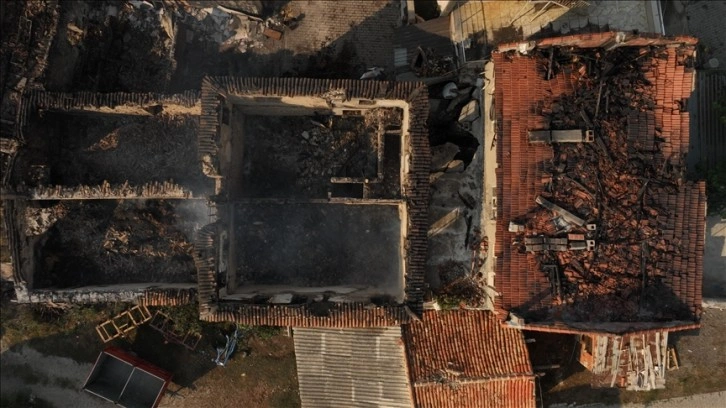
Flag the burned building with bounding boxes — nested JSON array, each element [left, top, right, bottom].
[[195, 77, 431, 326], [490, 32, 706, 389], [3, 90, 208, 305], [2, 77, 432, 322]]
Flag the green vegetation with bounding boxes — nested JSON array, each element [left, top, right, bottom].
[[434, 294, 466, 310], [160, 302, 203, 335], [157, 304, 281, 339], [699, 160, 726, 218], [244, 325, 281, 340], [0, 303, 116, 350]]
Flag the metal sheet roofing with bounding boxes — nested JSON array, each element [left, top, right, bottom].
[[693, 70, 726, 172], [294, 327, 414, 408]]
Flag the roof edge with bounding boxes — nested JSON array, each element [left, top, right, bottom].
[[495, 31, 698, 53]]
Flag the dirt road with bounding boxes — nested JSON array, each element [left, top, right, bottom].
[[551, 391, 726, 407]]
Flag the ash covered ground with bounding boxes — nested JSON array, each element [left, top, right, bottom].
[[237, 108, 402, 198], [30, 199, 208, 288]]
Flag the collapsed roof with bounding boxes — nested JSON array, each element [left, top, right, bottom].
[[3, 90, 206, 304], [493, 32, 706, 333], [196, 77, 431, 327]]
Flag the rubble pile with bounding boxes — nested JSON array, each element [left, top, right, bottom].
[[0, 1, 59, 185], [36, 113, 210, 194], [436, 260, 486, 308], [49, 1, 178, 92], [509, 44, 698, 321], [297, 116, 377, 185], [169, 3, 265, 53], [411, 47, 455, 77], [33, 200, 196, 288], [247, 109, 401, 196]]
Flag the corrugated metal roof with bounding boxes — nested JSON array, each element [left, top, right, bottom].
[[294, 327, 414, 408], [395, 16, 453, 61], [694, 70, 726, 172]]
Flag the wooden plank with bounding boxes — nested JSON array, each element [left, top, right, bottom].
[[630, 337, 639, 373], [668, 347, 679, 370], [594, 335, 609, 373], [610, 337, 621, 387], [655, 332, 661, 375], [96, 323, 114, 343], [661, 332, 669, 375], [643, 335, 656, 390]]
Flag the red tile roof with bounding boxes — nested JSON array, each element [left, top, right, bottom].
[[403, 310, 535, 408], [493, 33, 705, 331], [412, 378, 535, 408], [205, 303, 409, 327], [138, 288, 197, 306], [498, 32, 699, 52]]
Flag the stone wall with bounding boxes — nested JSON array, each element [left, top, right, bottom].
[[29, 180, 193, 200]]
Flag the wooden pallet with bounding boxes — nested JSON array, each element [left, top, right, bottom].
[[148, 311, 202, 351], [95, 305, 152, 343]]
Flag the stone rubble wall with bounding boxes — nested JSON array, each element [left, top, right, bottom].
[[14, 283, 196, 305], [28, 180, 193, 200]]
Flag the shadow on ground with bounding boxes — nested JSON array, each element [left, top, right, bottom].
[[43, 0, 400, 94], [0, 301, 300, 408], [525, 331, 623, 406], [704, 216, 726, 298]]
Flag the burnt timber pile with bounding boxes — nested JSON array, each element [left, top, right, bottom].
[[494, 35, 706, 326], [529, 46, 700, 321]]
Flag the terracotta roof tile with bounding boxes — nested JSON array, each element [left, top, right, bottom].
[[138, 288, 197, 306], [204, 303, 409, 327], [492, 33, 704, 330], [412, 378, 536, 408], [403, 310, 535, 408]]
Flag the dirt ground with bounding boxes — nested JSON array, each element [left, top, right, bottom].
[[0, 301, 300, 408], [537, 308, 726, 406], [233, 202, 403, 295]]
